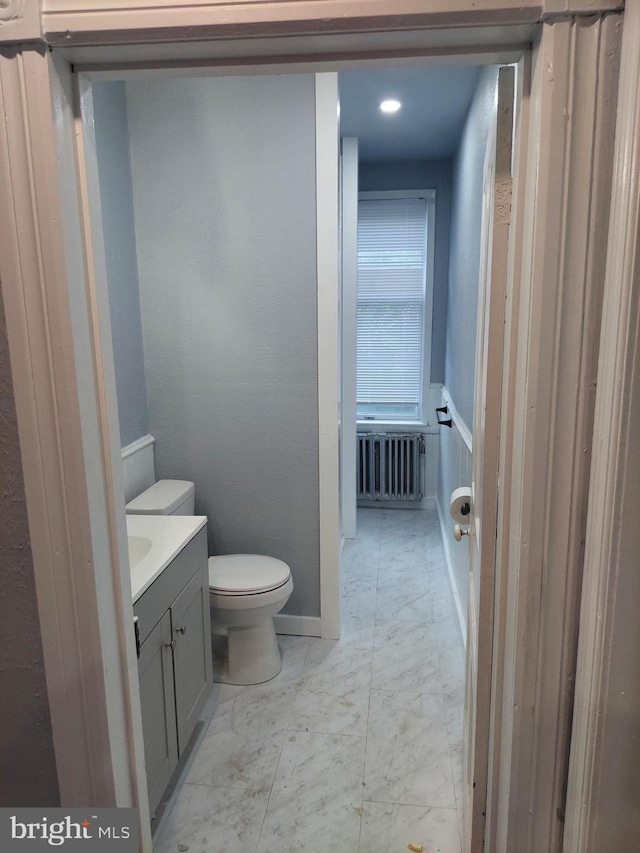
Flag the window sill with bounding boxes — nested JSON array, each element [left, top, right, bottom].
[[356, 421, 429, 430]]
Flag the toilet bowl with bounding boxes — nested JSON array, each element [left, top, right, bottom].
[[126, 479, 293, 685], [209, 554, 293, 684]]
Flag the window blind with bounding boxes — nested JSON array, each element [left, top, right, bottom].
[[357, 197, 427, 418]]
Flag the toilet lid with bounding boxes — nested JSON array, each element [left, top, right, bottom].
[[208, 554, 291, 594]]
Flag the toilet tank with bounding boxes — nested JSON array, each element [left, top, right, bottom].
[[125, 479, 195, 516]]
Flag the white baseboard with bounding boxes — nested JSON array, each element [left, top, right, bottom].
[[274, 614, 322, 637], [436, 496, 467, 650]]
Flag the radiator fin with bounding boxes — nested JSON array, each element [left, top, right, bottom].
[[357, 433, 424, 503]]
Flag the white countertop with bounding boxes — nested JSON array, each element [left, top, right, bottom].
[[127, 514, 207, 603]]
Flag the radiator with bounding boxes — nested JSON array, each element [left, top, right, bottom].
[[357, 433, 424, 503]]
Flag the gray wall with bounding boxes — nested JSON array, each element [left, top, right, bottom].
[[0, 288, 59, 806], [126, 75, 320, 617], [445, 66, 499, 428], [359, 159, 452, 384], [93, 82, 148, 448]]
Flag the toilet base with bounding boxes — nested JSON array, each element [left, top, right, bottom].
[[211, 618, 282, 685]]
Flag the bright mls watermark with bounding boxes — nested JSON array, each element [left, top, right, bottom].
[[0, 809, 138, 851]]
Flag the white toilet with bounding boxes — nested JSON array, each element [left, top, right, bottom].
[[126, 479, 293, 685]]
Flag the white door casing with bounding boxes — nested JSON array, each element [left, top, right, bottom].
[[488, 17, 622, 853], [315, 71, 342, 640], [340, 137, 359, 542], [563, 1, 640, 849]]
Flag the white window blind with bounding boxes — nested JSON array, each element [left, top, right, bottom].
[[357, 197, 427, 419]]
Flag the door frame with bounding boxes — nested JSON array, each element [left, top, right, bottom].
[[465, 64, 516, 853], [340, 136, 359, 542], [0, 3, 629, 852], [563, 1, 640, 849]]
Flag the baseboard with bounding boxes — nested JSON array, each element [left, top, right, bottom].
[[436, 496, 467, 650], [273, 614, 322, 637]]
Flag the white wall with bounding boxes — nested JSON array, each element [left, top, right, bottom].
[[125, 74, 321, 618]]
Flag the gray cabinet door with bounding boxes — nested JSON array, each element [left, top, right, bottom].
[[138, 610, 178, 817], [171, 562, 212, 755]]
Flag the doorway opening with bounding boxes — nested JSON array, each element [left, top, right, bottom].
[[78, 53, 520, 852]]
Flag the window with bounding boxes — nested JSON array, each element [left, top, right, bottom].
[[356, 191, 434, 422]]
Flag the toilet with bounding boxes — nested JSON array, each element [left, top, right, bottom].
[[126, 479, 293, 685]]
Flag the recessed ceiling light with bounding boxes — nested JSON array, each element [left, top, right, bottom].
[[379, 99, 402, 114]]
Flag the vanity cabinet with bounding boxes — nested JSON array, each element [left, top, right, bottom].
[[133, 527, 211, 816], [137, 611, 178, 813]]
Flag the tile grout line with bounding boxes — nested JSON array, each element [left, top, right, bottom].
[[161, 508, 464, 853], [351, 509, 380, 852], [434, 601, 466, 850], [254, 636, 314, 853]]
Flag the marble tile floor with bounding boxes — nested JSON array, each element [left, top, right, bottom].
[[154, 506, 465, 853]]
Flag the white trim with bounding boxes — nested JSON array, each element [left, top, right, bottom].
[[424, 196, 437, 412], [564, 1, 640, 849], [69, 68, 153, 843], [464, 63, 516, 852], [435, 495, 467, 647], [358, 189, 435, 200], [485, 52, 530, 849], [40, 1, 544, 46], [340, 137, 358, 541], [38, 0, 622, 53], [356, 421, 430, 431], [0, 46, 108, 806], [0, 47, 148, 830], [441, 386, 473, 452], [315, 72, 342, 641], [273, 614, 323, 637], [489, 17, 623, 852], [121, 433, 155, 459]]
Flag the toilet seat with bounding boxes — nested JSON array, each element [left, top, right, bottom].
[[208, 554, 291, 595]]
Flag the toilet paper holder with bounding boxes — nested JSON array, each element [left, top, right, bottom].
[[450, 486, 472, 524]]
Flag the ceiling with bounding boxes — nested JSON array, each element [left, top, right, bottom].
[[339, 65, 483, 162]]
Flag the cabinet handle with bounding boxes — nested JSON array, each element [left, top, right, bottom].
[[176, 625, 186, 635], [165, 639, 176, 650]]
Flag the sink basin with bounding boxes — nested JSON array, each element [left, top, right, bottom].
[[128, 534, 152, 569], [126, 514, 208, 602]]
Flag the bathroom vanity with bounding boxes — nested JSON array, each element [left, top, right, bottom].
[[129, 515, 212, 816]]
